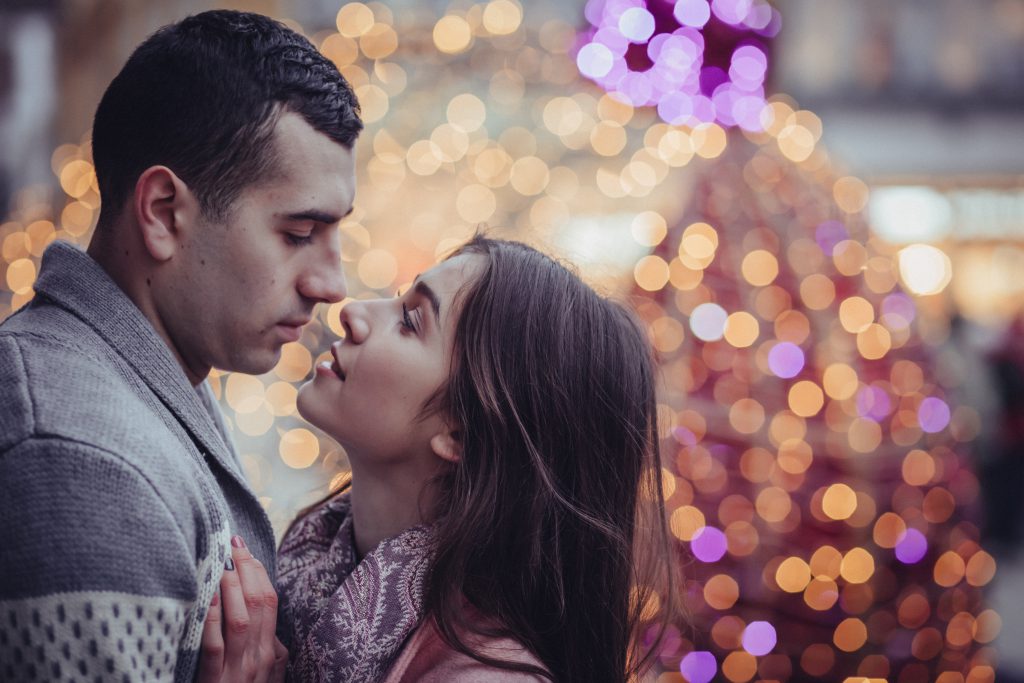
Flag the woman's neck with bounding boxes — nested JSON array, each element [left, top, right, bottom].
[[347, 460, 437, 559]]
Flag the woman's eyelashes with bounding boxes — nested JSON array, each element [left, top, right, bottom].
[[401, 302, 422, 335]]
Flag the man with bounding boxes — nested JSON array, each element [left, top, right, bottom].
[[0, 11, 361, 681]]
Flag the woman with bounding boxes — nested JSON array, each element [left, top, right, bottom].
[[207, 236, 677, 682]]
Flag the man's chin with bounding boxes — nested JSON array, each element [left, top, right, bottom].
[[221, 348, 281, 377]]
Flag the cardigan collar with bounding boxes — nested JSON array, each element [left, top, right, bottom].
[[33, 240, 247, 485]]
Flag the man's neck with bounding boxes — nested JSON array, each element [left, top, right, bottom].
[[87, 231, 209, 386]]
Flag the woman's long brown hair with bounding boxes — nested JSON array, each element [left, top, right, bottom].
[[288, 236, 678, 681], [421, 236, 677, 682]]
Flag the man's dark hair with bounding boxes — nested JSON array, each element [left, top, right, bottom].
[[91, 10, 362, 226]]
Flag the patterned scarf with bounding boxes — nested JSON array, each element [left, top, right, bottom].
[[276, 493, 434, 683]]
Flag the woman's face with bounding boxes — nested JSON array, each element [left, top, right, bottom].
[[297, 253, 483, 465]]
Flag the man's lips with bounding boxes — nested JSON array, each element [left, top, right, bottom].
[[277, 317, 312, 342]]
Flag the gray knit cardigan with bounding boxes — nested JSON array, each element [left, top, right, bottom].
[[0, 241, 276, 682]]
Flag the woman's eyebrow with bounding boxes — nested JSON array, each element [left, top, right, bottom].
[[412, 278, 441, 324]]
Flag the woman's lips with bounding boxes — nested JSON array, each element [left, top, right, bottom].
[[330, 345, 346, 380]]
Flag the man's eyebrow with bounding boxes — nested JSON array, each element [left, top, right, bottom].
[[282, 207, 354, 224], [413, 279, 441, 324]]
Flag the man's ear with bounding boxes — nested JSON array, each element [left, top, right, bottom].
[[133, 165, 198, 262], [430, 429, 462, 463]]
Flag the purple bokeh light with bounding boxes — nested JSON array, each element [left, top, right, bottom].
[[741, 621, 777, 656], [674, 0, 711, 28], [815, 220, 848, 254], [881, 293, 916, 330], [672, 425, 699, 446], [918, 397, 951, 433], [576, 0, 776, 128], [619, 7, 656, 42], [895, 528, 928, 564], [711, 0, 754, 26], [679, 651, 717, 683], [768, 342, 805, 378], [577, 43, 615, 78], [856, 385, 893, 420], [691, 526, 728, 562]]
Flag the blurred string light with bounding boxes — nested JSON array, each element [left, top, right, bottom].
[[0, 1, 995, 681]]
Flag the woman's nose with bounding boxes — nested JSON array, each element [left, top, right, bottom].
[[338, 301, 370, 344]]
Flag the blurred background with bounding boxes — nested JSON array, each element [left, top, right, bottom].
[[1, 0, 1022, 680]]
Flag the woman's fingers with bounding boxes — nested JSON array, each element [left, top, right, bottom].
[[251, 557, 280, 655], [231, 536, 265, 647], [196, 591, 225, 682], [271, 637, 289, 683], [219, 552, 251, 666], [195, 538, 283, 682]]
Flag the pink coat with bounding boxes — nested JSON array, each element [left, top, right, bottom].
[[382, 618, 550, 683]]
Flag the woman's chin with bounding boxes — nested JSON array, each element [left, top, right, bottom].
[[295, 380, 322, 426]]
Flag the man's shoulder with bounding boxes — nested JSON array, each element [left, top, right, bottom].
[[0, 317, 172, 456]]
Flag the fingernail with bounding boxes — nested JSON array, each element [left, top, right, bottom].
[[231, 535, 246, 549], [210, 592, 220, 607], [225, 558, 235, 571]]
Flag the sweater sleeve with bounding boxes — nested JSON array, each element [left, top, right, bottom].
[[0, 437, 203, 683]]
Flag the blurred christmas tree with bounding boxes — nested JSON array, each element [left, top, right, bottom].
[[636, 128, 996, 682], [574, 0, 1000, 680]]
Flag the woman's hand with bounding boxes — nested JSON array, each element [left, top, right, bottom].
[[197, 536, 288, 683]]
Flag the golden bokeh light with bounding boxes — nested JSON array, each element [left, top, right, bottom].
[[482, 0, 523, 35], [839, 547, 875, 584], [447, 93, 487, 132], [630, 211, 668, 247], [670, 505, 706, 542], [433, 15, 473, 54], [722, 651, 757, 682], [5, 258, 36, 295], [799, 273, 836, 310], [933, 550, 966, 587], [704, 574, 740, 610], [776, 556, 812, 593], [833, 618, 868, 652], [225, 373, 265, 414], [729, 398, 766, 434], [274, 343, 313, 383], [833, 176, 870, 213], [788, 381, 824, 417], [279, 428, 320, 469], [456, 184, 497, 223], [741, 250, 779, 287], [872, 512, 908, 549], [838, 296, 874, 333], [635, 255, 671, 292], [804, 576, 840, 611], [510, 156, 550, 195], [822, 483, 858, 520], [723, 311, 759, 348], [336, 2, 374, 37]]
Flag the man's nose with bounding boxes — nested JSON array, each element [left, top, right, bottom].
[[299, 254, 348, 304]]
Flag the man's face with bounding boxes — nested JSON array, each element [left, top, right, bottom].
[[159, 111, 356, 379]]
